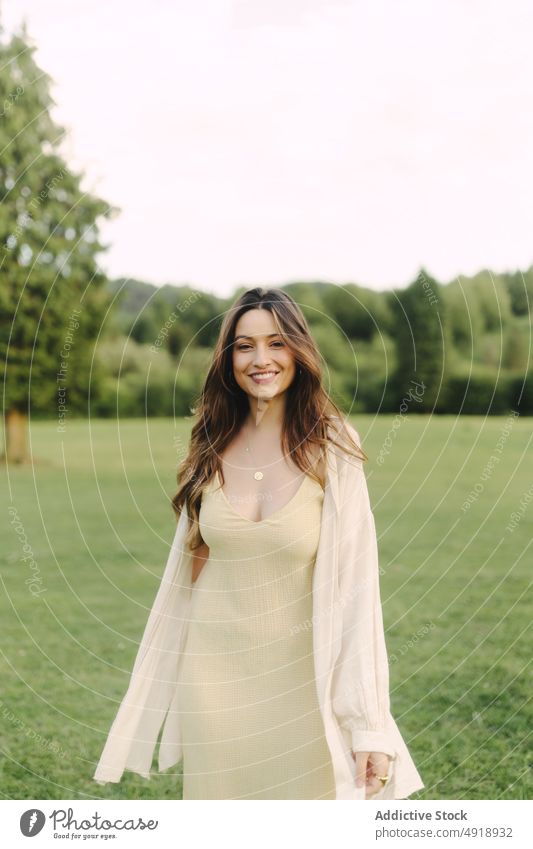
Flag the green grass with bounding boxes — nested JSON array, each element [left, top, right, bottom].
[[1, 415, 531, 800]]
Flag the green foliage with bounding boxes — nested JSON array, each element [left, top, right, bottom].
[[511, 370, 533, 415], [502, 318, 531, 371], [93, 270, 531, 417], [322, 283, 394, 340], [444, 367, 516, 415], [173, 346, 213, 415], [441, 279, 482, 349], [282, 281, 329, 322], [442, 271, 515, 356], [485, 272, 514, 329], [108, 279, 225, 353], [0, 28, 118, 417], [92, 337, 213, 418], [459, 271, 512, 332], [342, 335, 396, 412], [389, 269, 449, 412], [308, 322, 353, 372], [504, 268, 533, 316]]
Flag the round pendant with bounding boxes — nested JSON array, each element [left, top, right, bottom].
[[254, 471, 264, 480]]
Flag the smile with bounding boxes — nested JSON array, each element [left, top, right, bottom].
[[248, 371, 279, 383]]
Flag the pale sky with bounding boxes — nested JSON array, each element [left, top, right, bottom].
[[3, 0, 533, 296]]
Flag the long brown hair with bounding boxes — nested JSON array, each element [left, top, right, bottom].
[[171, 287, 367, 551]]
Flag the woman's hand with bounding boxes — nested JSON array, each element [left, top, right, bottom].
[[351, 750, 392, 798]]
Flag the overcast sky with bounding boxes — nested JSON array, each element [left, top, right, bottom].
[[3, 0, 532, 296]]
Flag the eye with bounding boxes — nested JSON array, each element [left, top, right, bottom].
[[236, 340, 284, 350]]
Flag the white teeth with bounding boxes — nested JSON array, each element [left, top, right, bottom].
[[251, 372, 277, 378]]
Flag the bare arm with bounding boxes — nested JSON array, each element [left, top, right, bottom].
[[191, 541, 209, 583]]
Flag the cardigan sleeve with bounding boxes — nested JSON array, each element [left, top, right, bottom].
[[330, 424, 397, 759]]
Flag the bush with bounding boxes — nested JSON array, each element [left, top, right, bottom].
[[445, 369, 516, 415], [511, 371, 533, 415]]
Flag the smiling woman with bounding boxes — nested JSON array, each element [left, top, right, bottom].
[[94, 286, 424, 800]]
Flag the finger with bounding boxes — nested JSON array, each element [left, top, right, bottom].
[[354, 751, 370, 788], [365, 774, 384, 798], [370, 752, 391, 778], [366, 752, 392, 798]]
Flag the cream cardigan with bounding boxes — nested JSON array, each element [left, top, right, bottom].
[[93, 419, 425, 800]]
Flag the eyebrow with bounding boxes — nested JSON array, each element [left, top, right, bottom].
[[234, 333, 281, 341]]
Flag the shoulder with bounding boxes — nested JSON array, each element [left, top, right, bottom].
[[327, 414, 358, 437], [327, 416, 363, 458]]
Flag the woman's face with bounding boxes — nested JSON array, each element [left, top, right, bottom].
[[232, 309, 297, 399]]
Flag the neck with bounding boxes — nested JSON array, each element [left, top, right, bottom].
[[246, 392, 286, 435]]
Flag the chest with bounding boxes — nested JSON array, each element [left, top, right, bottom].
[[199, 471, 324, 560], [217, 443, 326, 523]]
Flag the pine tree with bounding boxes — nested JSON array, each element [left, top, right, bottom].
[[0, 22, 119, 462]]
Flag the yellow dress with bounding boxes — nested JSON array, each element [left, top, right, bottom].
[[175, 470, 336, 800]]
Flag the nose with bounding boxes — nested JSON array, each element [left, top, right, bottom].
[[253, 345, 272, 369]]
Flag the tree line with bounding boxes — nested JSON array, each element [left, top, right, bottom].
[[88, 270, 531, 421]]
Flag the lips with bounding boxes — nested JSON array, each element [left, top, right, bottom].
[[248, 371, 279, 383]]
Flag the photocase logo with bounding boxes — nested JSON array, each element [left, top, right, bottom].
[[20, 809, 46, 836]]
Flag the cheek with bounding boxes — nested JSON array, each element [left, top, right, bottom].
[[233, 352, 247, 371], [280, 352, 296, 373]]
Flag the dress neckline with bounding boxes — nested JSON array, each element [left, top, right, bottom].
[[215, 469, 312, 525]]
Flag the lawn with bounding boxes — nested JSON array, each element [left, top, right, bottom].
[[1, 414, 531, 800]]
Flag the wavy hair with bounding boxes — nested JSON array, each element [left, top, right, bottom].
[[171, 287, 367, 551]]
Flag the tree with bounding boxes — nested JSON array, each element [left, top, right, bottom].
[[389, 268, 449, 412], [505, 267, 533, 317], [0, 24, 119, 462], [322, 283, 393, 341]]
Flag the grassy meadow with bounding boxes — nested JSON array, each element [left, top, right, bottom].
[[1, 415, 531, 800]]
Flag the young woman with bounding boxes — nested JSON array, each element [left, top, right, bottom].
[[93, 287, 424, 800]]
